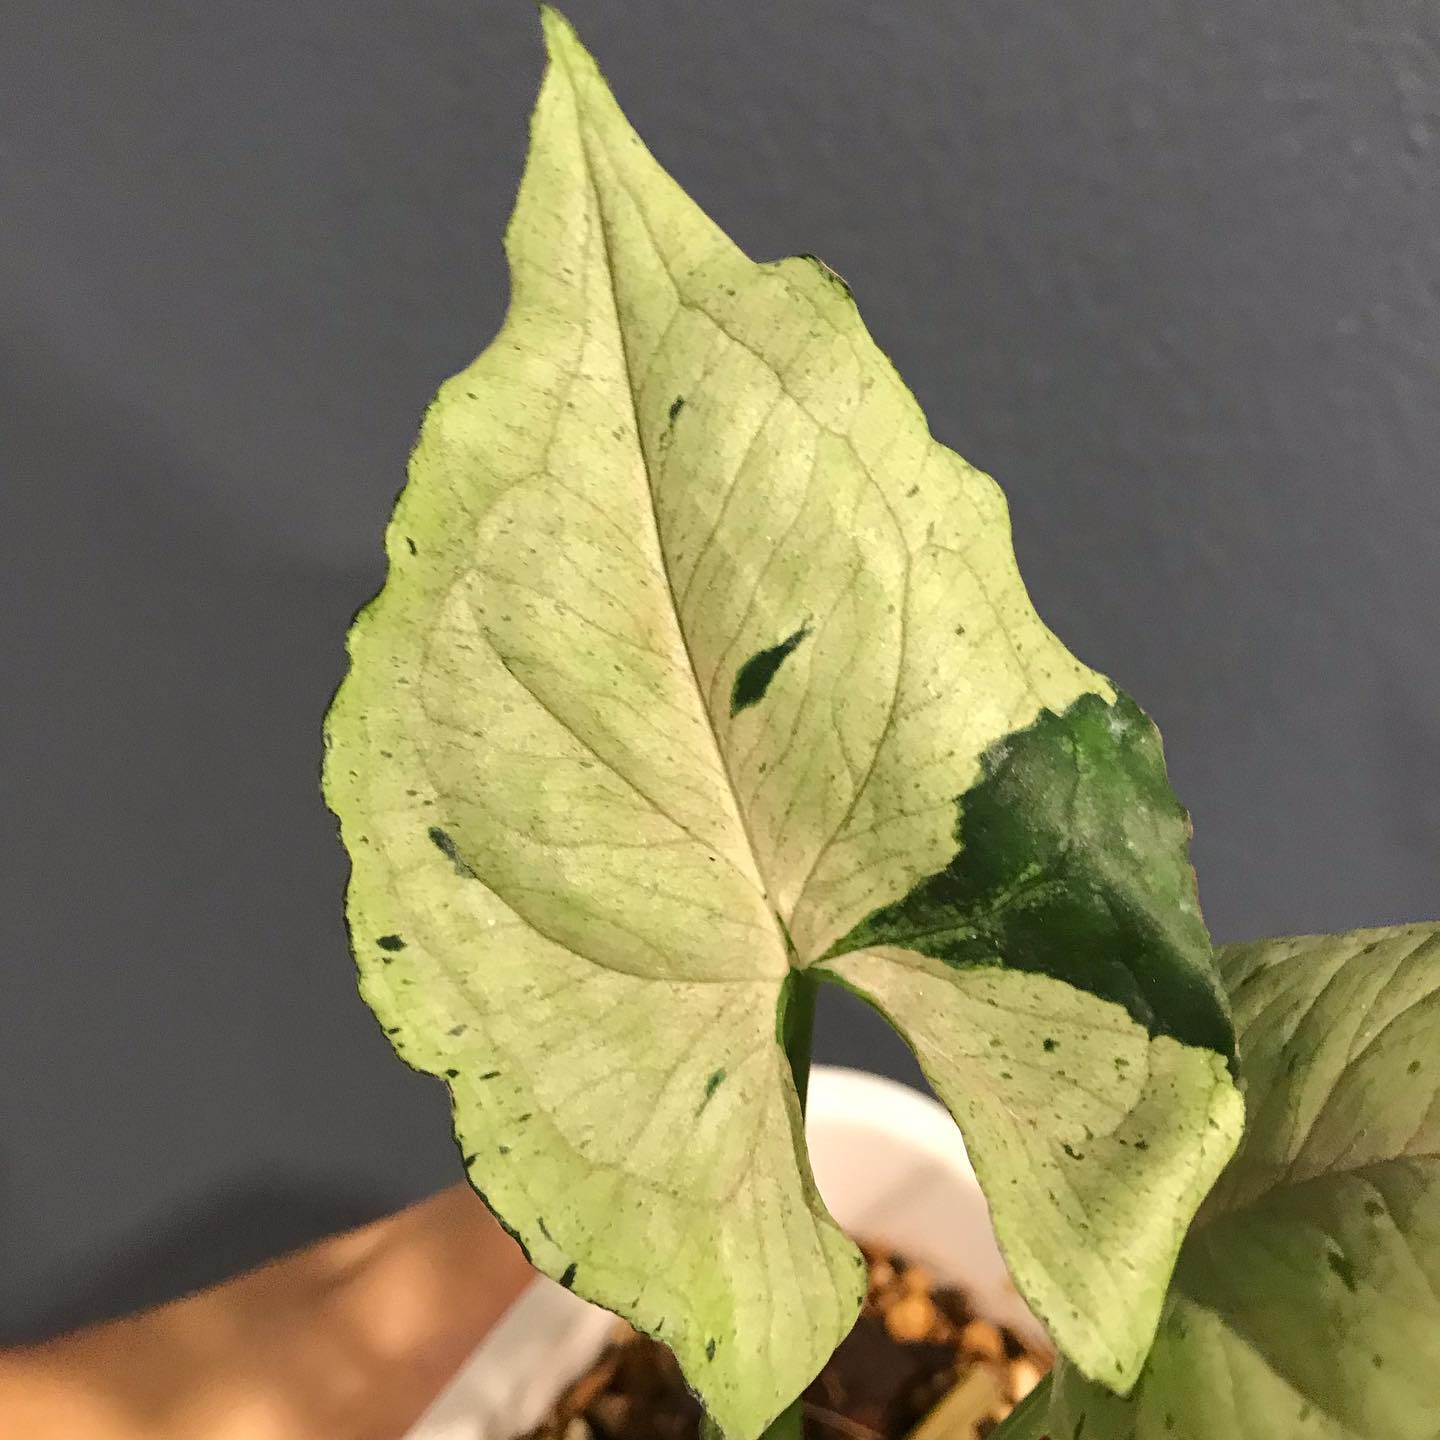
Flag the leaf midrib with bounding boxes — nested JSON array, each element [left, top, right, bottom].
[[556, 47, 802, 970]]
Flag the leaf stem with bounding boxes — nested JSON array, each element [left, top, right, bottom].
[[747, 972, 818, 1440], [780, 967, 818, 1113], [760, 1396, 804, 1440], [987, 1372, 1053, 1440]]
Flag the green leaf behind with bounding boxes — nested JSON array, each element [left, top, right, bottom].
[[1049, 923, 1440, 1439]]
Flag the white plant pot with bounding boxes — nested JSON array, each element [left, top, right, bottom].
[[407, 1066, 1047, 1440]]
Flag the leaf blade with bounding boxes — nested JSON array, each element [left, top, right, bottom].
[[325, 9, 1241, 1431], [822, 950, 1241, 1387]]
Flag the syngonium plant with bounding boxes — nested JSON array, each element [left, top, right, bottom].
[[324, 12, 1440, 1440]]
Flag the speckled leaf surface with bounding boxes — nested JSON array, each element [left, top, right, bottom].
[[323, 11, 1240, 1434], [1048, 924, 1440, 1440]]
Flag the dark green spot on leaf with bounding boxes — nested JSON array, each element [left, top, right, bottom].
[[428, 826, 477, 879], [697, 1068, 727, 1114], [1327, 1249, 1358, 1292], [730, 625, 811, 716]]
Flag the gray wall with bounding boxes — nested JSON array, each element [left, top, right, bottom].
[[4, 0, 1437, 1340]]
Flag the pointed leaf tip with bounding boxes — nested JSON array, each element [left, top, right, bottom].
[[538, 5, 582, 58]]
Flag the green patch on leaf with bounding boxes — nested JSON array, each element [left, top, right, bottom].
[[830, 692, 1234, 1059]]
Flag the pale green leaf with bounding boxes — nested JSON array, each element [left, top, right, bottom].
[[324, 10, 1240, 1434], [1047, 923, 1440, 1440]]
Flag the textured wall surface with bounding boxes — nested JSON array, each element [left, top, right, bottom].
[[4, 0, 1437, 1338]]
